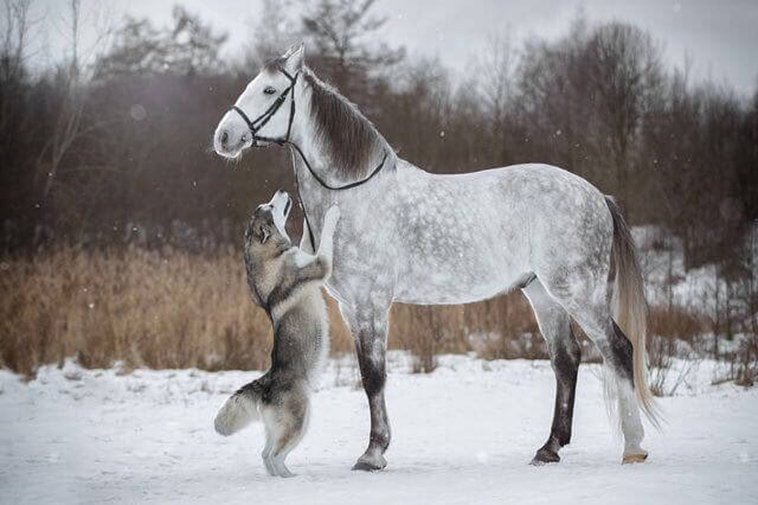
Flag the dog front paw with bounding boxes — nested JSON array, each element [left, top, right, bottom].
[[324, 205, 340, 228]]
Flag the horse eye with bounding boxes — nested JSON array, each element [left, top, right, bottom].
[[264, 86, 276, 95]]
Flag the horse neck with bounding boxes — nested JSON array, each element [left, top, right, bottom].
[[286, 115, 337, 248], [289, 75, 396, 183], [288, 113, 333, 213], [286, 77, 408, 253]]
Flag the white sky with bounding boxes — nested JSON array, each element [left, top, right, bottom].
[[25, 0, 758, 96]]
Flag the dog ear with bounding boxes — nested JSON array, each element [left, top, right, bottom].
[[257, 223, 271, 244]]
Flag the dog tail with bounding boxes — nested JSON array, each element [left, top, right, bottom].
[[214, 378, 265, 436]]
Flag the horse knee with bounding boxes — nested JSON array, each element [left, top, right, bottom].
[[548, 326, 580, 373], [352, 321, 389, 397], [357, 351, 386, 396], [565, 330, 582, 368], [552, 342, 580, 380]]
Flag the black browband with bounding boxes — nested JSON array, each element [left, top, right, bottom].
[[229, 67, 389, 250]]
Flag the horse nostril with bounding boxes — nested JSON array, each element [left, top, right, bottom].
[[220, 130, 229, 146]]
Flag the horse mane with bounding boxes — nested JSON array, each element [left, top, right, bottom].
[[299, 68, 393, 180]]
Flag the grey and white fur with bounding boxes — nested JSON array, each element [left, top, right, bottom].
[[214, 44, 661, 471], [214, 189, 340, 477]]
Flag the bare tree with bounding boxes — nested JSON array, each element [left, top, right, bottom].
[[513, 19, 599, 178], [477, 33, 516, 163], [300, 0, 404, 93], [242, 0, 300, 69], [94, 6, 226, 78], [0, 0, 32, 153], [0, 0, 30, 77], [583, 23, 663, 211], [36, 0, 85, 202]]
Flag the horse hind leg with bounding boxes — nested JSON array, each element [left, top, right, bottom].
[[610, 320, 649, 463], [552, 286, 648, 464], [522, 279, 581, 465]]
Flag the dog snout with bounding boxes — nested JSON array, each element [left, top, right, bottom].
[[284, 194, 292, 215], [272, 190, 292, 215], [274, 189, 290, 202]]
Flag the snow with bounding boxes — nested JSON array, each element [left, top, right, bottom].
[[2, 353, 756, 505], [634, 223, 758, 317]]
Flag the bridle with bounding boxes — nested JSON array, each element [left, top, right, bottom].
[[231, 68, 298, 147], [228, 67, 389, 249], [229, 67, 389, 189]]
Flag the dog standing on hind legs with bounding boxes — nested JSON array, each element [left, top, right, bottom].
[[214, 189, 340, 477]]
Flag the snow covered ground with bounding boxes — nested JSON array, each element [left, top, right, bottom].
[[2, 353, 756, 505], [634, 224, 758, 317]]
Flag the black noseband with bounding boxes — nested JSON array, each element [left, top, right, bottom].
[[230, 68, 298, 145]]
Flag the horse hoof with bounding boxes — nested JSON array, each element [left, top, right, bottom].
[[530, 447, 561, 466], [622, 451, 649, 464], [352, 453, 387, 472]]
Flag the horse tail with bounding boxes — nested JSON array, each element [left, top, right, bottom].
[[605, 196, 662, 429], [214, 378, 265, 436]]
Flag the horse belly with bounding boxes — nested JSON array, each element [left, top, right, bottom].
[[391, 171, 532, 305], [393, 235, 527, 305]]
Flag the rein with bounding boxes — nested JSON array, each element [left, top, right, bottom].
[[229, 68, 389, 250]]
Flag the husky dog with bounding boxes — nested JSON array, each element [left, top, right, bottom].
[[214, 189, 340, 477]]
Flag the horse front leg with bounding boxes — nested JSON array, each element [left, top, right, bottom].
[[340, 301, 392, 471]]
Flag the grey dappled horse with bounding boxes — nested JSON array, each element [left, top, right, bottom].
[[213, 44, 660, 471]]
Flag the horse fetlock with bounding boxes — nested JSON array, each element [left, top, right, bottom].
[[359, 358, 387, 397], [352, 450, 388, 472], [370, 429, 391, 452], [556, 428, 572, 447]]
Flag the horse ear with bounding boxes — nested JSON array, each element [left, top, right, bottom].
[[283, 42, 305, 73]]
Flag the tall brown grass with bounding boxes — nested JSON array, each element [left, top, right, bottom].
[[1, 248, 539, 376], [1, 247, 269, 374], [1, 248, 728, 380]]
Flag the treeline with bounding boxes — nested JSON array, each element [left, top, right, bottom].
[[1, 0, 756, 271]]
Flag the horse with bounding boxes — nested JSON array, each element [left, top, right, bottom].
[[212, 44, 660, 471]]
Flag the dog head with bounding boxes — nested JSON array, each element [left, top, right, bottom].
[[245, 189, 293, 257]]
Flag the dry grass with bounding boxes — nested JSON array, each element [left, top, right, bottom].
[[1, 247, 269, 375], [646, 305, 706, 395], [0, 248, 537, 376], [649, 305, 707, 343], [712, 334, 758, 387], [0, 247, 354, 376], [2, 249, 744, 379]]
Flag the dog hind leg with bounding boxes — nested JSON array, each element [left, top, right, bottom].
[[261, 422, 276, 476], [262, 394, 309, 477]]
